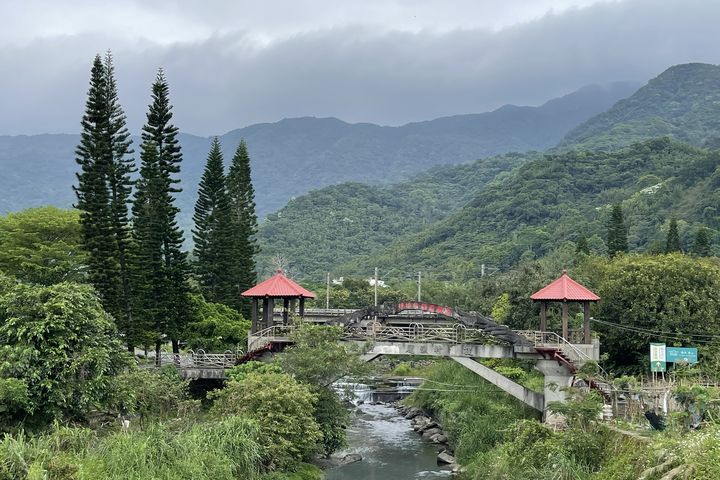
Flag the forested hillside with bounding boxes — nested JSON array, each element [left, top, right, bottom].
[[559, 63, 720, 151], [0, 82, 636, 218], [257, 153, 533, 277], [344, 138, 719, 278]]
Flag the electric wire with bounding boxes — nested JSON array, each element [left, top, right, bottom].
[[591, 318, 720, 343]]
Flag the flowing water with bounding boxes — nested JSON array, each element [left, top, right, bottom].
[[325, 381, 452, 480]]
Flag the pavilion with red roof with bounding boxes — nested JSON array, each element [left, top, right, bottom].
[[242, 269, 317, 333], [530, 270, 600, 343]]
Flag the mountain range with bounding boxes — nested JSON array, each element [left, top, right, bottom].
[[0, 81, 638, 224], [257, 63, 720, 279]]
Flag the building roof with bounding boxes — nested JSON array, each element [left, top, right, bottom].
[[241, 270, 317, 299], [530, 270, 600, 302]]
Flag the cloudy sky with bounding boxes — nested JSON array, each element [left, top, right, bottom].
[[1, 0, 719, 136]]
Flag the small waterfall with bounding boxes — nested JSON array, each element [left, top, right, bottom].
[[334, 377, 423, 404]]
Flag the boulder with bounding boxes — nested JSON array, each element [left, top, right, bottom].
[[418, 421, 439, 432], [422, 427, 442, 439], [431, 433, 448, 444], [437, 451, 456, 465], [341, 454, 362, 466], [405, 407, 423, 420]]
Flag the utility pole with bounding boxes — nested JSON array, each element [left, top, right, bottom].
[[481, 263, 485, 278], [326, 272, 330, 309], [374, 267, 378, 307], [417, 271, 422, 302]]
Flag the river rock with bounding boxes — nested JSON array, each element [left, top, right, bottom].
[[431, 433, 448, 444], [437, 451, 456, 465], [405, 407, 423, 420], [340, 454, 362, 466], [422, 427, 442, 439], [418, 421, 439, 432]]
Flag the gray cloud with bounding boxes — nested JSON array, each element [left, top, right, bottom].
[[0, 0, 718, 135]]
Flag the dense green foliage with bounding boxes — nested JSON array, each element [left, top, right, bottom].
[[73, 53, 135, 343], [259, 153, 530, 278], [590, 254, 720, 372], [192, 137, 236, 305], [560, 63, 720, 150], [0, 282, 129, 427], [346, 138, 719, 277], [183, 294, 250, 351], [0, 207, 86, 285], [210, 370, 322, 470], [227, 139, 259, 316]]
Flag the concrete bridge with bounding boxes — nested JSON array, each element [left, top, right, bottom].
[[165, 301, 602, 421]]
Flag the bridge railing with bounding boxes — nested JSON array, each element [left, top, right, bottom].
[[248, 325, 297, 351], [158, 350, 237, 369], [341, 323, 501, 344], [513, 330, 596, 364]]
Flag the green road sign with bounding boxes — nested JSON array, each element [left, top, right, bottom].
[[666, 347, 698, 364], [651, 360, 666, 372]]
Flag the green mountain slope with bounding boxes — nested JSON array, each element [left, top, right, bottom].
[[343, 138, 719, 279], [559, 63, 720, 151], [257, 153, 533, 277], [0, 82, 636, 218]]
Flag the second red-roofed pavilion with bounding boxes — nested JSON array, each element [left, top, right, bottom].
[[242, 269, 317, 333], [530, 270, 600, 343]]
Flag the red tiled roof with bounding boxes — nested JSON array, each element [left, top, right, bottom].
[[530, 270, 600, 302], [242, 270, 317, 298]]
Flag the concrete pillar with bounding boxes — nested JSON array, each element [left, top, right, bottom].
[[540, 302, 547, 332], [561, 302, 569, 339], [583, 301, 591, 344], [251, 298, 259, 333], [299, 297, 305, 317], [535, 359, 574, 426], [283, 298, 290, 325]]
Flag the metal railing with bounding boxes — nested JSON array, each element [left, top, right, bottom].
[[248, 325, 297, 351], [158, 350, 237, 369], [341, 323, 501, 344], [513, 330, 595, 364]]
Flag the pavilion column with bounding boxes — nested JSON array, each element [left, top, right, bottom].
[[540, 302, 547, 332], [267, 297, 275, 328], [290, 298, 297, 316], [262, 297, 270, 330], [251, 298, 259, 333], [561, 301, 569, 340], [583, 301, 591, 344], [283, 298, 290, 325], [299, 297, 305, 317]]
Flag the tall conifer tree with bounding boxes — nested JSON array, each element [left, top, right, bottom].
[[665, 218, 682, 253], [74, 53, 135, 347], [606, 204, 628, 257], [193, 138, 235, 305], [692, 226, 712, 257], [133, 70, 190, 355], [227, 139, 259, 316]]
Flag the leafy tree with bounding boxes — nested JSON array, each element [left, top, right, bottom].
[[692, 226, 712, 257], [192, 138, 236, 305], [274, 325, 368, 456], [0, 282, 130, 426], [665, 218, 682, 253], [606, 204, 628, 257], [227, 139, 259, 315], [183, 294, 250, 351], [209, 370, 322, 470], [74, 53, 135, 347], [134, 70, 191, 355], [0, 207, 86, 285], [575, 235, 590, 255], [592, 254, 720, 372]]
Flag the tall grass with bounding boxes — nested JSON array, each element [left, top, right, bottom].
[[0, 417, 263, 480]]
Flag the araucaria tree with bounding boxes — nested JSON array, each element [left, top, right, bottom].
[[665, 218, 682, 253], [606, 204, 628, 257], [133, 70, 191, 355], [74, 52, 135, 347], [692, 226, 712, 257], [193, 138, 236, 305], [227, 139, 259, 315]]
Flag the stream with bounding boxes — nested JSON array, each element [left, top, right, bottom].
[[325, 380, 453, 480]]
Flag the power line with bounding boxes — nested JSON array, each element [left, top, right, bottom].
[[591, 318, 720, 343]]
